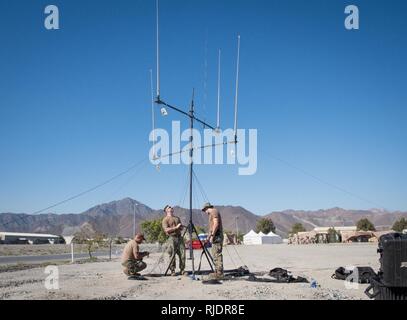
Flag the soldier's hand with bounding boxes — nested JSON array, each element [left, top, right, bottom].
[[176, 223, 182, 229]]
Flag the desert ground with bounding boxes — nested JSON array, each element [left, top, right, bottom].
[[0, 243, 380, 300]]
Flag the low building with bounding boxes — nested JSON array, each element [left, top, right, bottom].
[[0, 232, 61, 245], [289, 226, 395, 244]]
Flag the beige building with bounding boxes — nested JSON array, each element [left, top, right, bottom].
[[289, 227, 394, 244]]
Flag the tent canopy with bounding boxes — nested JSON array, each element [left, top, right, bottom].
[[243, 230, 283, 245]]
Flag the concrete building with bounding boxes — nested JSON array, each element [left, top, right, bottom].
[[0, 232, 61, 245]]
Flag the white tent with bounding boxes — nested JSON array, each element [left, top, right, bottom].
[[243, 230, 260, 245], [243, 230, 283, 245], [265, 231, 283, 244]]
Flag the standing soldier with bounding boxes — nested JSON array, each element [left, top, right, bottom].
[[162, 205, 187, 276], [202, 202, 224, 278], [121, 233, 150, 278]]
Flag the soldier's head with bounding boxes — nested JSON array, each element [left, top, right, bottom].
[[134, 233, 145, 244], [201, 202, 214, 215], [164, 205, 174, 216]]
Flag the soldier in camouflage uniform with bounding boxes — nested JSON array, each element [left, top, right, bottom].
[[162, 205, 187, 276], [121, 234, 150, 277], [202, 202, 224, 278]]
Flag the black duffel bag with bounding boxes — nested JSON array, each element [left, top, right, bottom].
[[332, 266, 376, 283]]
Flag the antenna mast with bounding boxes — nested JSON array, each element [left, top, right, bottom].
[[216, 49, 221, 130], [156, 0, 160, 100], [150, 69, 156, 159], [152, 3, 242, 278], [233, 35, 241, 143]]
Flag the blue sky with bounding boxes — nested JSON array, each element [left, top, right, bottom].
[[0, 0, 406, 215]]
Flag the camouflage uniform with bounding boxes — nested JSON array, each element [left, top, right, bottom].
[[162, 215, 186, 274], [206, 207, 224, 276], [121, 239, 147, 276], [211, 233, 224, 274], [122, 259, 147, 276], [167, 236, 186, 273]]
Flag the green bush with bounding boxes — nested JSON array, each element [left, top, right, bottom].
[[356, 218, 376, 231], [256, 218, 276, 234], [392, 217, 407, 232]]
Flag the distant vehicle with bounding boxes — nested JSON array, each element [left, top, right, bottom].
[[0, 232, 61, 245], [189, 234, 212, 250], [198, 233, 208, 241]]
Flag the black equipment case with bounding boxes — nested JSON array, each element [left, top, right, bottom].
[[365, 232, 407, 300], [378, 233, 407, 287]]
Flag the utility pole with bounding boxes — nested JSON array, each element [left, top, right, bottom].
[[235, 217, 239, 244], [133, 203, 138, 236]]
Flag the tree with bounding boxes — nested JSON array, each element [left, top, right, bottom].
[[392, 217, 407, 232], [256, 218, 276, 234], [290, 223, 306, 235], [73, 229, 107, 260], [141, 219, 168, 245], [357, 218, 376, 231]]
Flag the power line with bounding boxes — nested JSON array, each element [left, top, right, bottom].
[[0, 157, 149, 228], [263, 151, 388, 210]]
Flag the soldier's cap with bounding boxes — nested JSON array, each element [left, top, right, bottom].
[[201, 202, 214, 212], [135, 233, 145, 241], [163, 205, 172, 212]]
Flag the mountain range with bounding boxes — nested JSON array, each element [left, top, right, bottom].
[[1, 198, 406, 238]]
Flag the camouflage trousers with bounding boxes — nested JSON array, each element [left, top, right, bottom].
[[167, 236, 186, 272], [211, 242, 224, 274], [122, 259, 147, 276]]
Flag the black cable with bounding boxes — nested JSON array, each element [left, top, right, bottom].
[[192, 171, 209, 203], [263, 151, 388, 210], [0, 157, 149, 228]]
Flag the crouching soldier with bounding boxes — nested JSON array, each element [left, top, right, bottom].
[[121, 233, 149, 278], [202, 202, 224, 279]]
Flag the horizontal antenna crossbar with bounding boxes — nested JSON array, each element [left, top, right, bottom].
[[156, 98, 216, 130]]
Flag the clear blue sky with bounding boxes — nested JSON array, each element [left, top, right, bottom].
[[0, 0, 406, 215]]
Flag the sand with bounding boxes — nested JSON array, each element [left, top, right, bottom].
[[0, 243, 380, 300]]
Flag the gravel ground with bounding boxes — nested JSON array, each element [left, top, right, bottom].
[[0, 243, 380, 300]]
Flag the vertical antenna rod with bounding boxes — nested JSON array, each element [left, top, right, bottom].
[[188, 88, 195, 270], [150, 69, 156, 158], [216, 49, 221, 130], [233, 35, 241, 143], [156, 0, 160, 100]]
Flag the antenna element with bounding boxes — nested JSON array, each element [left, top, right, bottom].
[[233, 35, 241, 143]]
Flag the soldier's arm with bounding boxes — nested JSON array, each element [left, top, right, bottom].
[[211, 218, 220, 235], [133, 244, 143, 260]]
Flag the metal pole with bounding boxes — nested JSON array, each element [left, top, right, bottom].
[[71, 242, 74, 263], [216, 49, 221, 129], [133, 204, 137, 236], [235, 217, 239, 243], [156, 0, 160, 100], [109, 239, 112, 261], [189, 89, 195, 274], [233, 35, 241, 142]]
